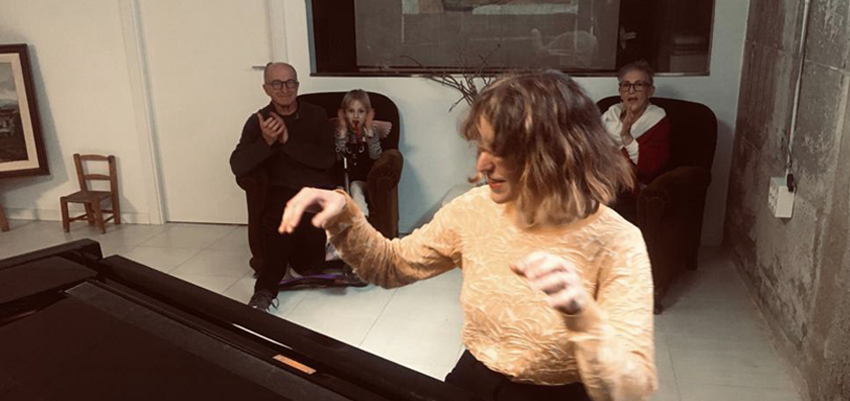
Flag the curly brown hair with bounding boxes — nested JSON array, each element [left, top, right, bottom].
[[461, 70, 634, 227]]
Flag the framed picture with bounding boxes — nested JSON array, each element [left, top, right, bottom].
[[0, 44, 48, 178]]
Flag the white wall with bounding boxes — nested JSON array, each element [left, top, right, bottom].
[[0, 0, 749, 246], [283, 0, 750, 244], [0, 0, 152, 223]]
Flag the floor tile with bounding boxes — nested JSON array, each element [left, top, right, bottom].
[[123, 246, 202, 273], [170, 248, 253, 277], [95, 223, 168, 248], [678, 382, 801, 401], [4, 219, 33, 230], [651, 381, 681, 401], [287, 285, 396, 320], [170, 273, 241, 293], [669, 339, 795, 390], [380, 284, 464, 323], [0, 221, 82, 256], [285, 313, 377, 347], [655, 304, 770, 341], [360, 315, 464, 367], [140, 223, 237, 249], [207, 226, 250, 251], [221, 273, 260, 304], [655, 336, 677, 384], [409, 268, 463, 290], [402, 363, 455, 381]]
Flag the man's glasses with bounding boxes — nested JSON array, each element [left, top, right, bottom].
[[267, 79, 299, 90], [618, 81, 650, 93]]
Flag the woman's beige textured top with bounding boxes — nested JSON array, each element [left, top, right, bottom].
[[326, 186, 657, 401]]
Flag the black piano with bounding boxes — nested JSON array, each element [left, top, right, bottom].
[[0, 240, 481, 401]]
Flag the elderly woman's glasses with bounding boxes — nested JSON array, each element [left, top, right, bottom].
[[618, 81, 650, 93], [268, 79, 299, 90]]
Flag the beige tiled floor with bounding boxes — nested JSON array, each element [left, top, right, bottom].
[[0, 220, 803, 401]]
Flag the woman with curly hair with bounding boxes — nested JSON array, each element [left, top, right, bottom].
[[279, 71, 657, 401]]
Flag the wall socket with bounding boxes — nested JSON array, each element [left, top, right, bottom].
[[768, 176, 795, 218]]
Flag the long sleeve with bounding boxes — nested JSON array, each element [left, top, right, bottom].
[[230, 113, 273, 177], [563, 227, 657, 401], [326, 186, 657, 399], [325, 191, 461, 288], [365, 128, 382, 160]]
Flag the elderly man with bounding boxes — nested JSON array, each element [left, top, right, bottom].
[[230, 62, 336, 312]]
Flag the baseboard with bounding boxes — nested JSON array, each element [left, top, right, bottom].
[[4, 207, 154, 225]]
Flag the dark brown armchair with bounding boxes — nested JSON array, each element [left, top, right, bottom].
[[597, 96, 717, 313], [238, 92, 403, 273]]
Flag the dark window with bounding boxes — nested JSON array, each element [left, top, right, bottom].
[[309, 0, 714, 76]]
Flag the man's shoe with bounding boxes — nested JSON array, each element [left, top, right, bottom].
[[339, 266, 368, 287], [248, 290, 278, 312]]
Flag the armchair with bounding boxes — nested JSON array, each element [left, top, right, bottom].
[[238, 92, 403, 273], [597, 96, 717, 313]]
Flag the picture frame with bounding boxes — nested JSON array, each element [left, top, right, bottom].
[[0, 44, 48, 178]]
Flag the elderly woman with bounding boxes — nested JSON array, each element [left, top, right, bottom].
[[602, 60, 671, 187], [280, 71, 657, 401]]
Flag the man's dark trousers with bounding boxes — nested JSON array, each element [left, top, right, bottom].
[[254, 185, 327, 294]]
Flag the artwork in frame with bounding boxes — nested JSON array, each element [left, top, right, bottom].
[[0, 44, 48, 178]]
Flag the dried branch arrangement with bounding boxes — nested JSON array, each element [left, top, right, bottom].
[[402, 45, 502, 111]]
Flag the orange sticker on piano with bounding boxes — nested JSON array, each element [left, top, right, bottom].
[[273, 354, 316, 375]]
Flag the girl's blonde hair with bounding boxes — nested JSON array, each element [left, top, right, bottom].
[[341, 89, 372, 111]]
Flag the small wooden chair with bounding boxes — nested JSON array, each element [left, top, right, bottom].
[[60, 154, 120, 233]]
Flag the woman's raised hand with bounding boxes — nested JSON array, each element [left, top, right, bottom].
[[511, 251, 589, 315], [278, 188, 347, 234]]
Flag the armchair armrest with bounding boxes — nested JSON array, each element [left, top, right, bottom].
[[236, 167, 268, 191], [367, 149, 403, 190], [644, 165, 711, 197], [637, 165, 711, 230], [366, 149, 403, 238], [235, 169, 269, 222]]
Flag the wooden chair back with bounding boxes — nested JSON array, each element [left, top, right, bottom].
[[60, 154, 120, 233], [74, 154, 118, 194]]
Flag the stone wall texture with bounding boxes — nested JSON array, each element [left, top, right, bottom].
[[725, 0, 850, 400]]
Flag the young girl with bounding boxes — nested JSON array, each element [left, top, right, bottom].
[[335, 89, 382, 217]]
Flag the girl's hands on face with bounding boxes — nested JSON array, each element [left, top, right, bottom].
[[336, 109, 349, 133], [364, 109, 376, 134]]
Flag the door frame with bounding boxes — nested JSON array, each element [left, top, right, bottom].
[[118, 0, 289, 224]]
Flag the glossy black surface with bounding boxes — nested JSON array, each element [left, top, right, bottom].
[[0, 240, 481, 401]]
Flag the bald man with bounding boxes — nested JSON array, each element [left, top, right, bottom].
[[230, 62, 336, 312]]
